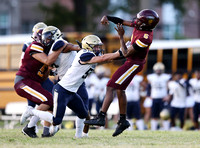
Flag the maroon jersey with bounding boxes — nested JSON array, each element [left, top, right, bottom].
[[16, 41, 48, 83], [127, 28, 153, 64], [107, 28, 153, 90]]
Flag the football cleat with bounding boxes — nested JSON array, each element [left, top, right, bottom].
[[49, 125, 60, 136], [112, 120, 130, 137], [20, 106, 33, 125], [22, 124, 38, 138], [41, 133, 52, 138], [84, 115, 105, 126]]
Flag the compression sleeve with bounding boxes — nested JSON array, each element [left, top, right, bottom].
[[107, 16, 123, 24]]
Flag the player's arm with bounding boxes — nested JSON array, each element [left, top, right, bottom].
[[80, 51, 120, 64], [101, 15, 132, 27], [32, 44, 65, 66], [62, 43, 81, 53], [115, 24, 136, 57]]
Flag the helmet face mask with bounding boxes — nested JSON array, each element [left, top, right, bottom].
[[42, 26, 62, 47], [82, 35, 104, 56], [31, 22, 47, 42], [32, 29, 43, 43]]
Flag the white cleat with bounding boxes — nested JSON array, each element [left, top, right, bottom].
[[20, 106, 33, 125], [50, 125, 60, 136]]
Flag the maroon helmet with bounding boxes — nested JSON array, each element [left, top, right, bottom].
[[133, 9, 159, 31]]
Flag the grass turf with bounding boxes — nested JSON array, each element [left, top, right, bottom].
[[0, 128, 200, 148]]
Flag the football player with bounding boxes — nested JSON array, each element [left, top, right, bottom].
[[43, 26, 90, 138], [126, 74, 145, 130], [165, 71, 187, 130], [147, 62, 171, 130], [84, 9, 159, 136], [14, 26, 64, 138], [19, 34, 121, 138], [189, 69, 200, 129], [19, 22, 57, 137]]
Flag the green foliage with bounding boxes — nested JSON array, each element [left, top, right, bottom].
[[38, 2, 75, 30], [158, 0, 186, 13]]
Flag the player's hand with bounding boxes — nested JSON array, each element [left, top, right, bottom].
[[114, 23, 124, 36], [101, 15, 109, 25]]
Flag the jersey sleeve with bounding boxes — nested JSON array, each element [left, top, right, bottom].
[[132, 34, 152, 51], [80, 52, 95, 62], [52, 40, 65, 51], [29, 42, 44, 55]]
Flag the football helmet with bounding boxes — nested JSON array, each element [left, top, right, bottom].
[[81, 35, 104, 56], [42, 26, 62, 47], [32, 29, 43, 43], [32, 22, 47, 33], [160, 109, 170, 120], [153, 62, 165, 71], [31, 22, 47, 42], [133, 9, 159, 30]]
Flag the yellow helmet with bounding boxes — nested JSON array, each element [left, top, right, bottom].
[[82, 35, 103, 55], [42, 26, 62, 46], [32, 22, 47, 33], [160, 109, 170, 120], [153, 62, 165, 71]]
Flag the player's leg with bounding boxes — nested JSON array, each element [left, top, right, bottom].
[[77, 82, 90, 137], [84, 86, 115, 126], [134, 101, 144, 130], [179, 108, 185, 129], [67, 93, 89, 138], [112, 89, 130, 137]]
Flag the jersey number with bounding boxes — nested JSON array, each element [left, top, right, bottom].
[[82, 68, 94, 79], [37, 65, 48, 78]]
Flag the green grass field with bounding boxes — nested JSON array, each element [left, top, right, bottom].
[[0, 128, 200, 148]]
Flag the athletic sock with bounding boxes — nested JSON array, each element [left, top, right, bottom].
[[32, 109, 53, 123], [75, 117, 84, 138], [43, 126, 50, 135], [28, 116, 40, 128]]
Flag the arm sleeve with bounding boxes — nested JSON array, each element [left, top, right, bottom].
[[107, 16, 123, 24], [80, 52, 95, 62]]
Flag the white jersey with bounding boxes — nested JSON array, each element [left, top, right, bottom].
[[93, 76, 110, 101], [147, 73, 171, 99], [168, 79, 187, 108], [58, 49, 96, 92], [126, 75, 143, 102], [85, 73, 98, 99], [48, 38, 77, 79], [189, 78, 200, 103]]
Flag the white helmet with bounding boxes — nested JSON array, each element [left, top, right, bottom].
[[82, 35, 103, 55], [31, 22, 47, 42], [32, 22, 47, 33], [42, 26, 62, 47], [153, 62, 165, 71]]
